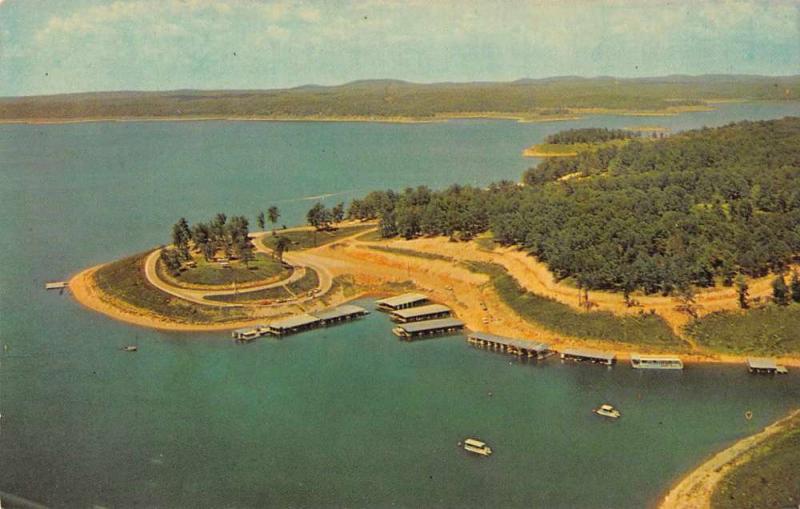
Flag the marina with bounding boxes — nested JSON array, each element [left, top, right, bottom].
[[392, 317, 465, 339], [467, 331, 552, 359], [630, 354, 684, 370], [375, 293, 428, 311], [747, 357, 789, 375], [560, 347, 617, 366], [390, 304, 451, 323]]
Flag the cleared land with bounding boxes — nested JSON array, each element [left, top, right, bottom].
[[157, 252, 289, 289], [261, 224, 375, 251], [686, 304, 800, 355]]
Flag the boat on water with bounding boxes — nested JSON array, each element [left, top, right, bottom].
[[121, 346, 138, 352], [593, 404, 620, 419], [462, 438, 493, 456], [630, 354, 683, 370]]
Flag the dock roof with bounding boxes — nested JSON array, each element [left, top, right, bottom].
[[391, 304, 451, 319], [396, 318, 464, 333], [375, 293, 428, 307], [314, 304, 368, 321], [747, 357, 778, 370], [562, 347, 616, 362], [270, 313, 320, 330], [469, 331, 550, 352]]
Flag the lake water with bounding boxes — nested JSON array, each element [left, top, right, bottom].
[[1, 102, 799, 508]]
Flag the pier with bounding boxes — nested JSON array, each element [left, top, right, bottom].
[[560, 347, 616, 366], [467, 331, 552, 359], [747, 357, 788, 375], [376, 293, 428, 311], [392, 318, 464, 339], [314, 304, 370, 325], [390, 304, 451, 323]]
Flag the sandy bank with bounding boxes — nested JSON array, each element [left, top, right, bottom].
[[658, 408, 800, 509]]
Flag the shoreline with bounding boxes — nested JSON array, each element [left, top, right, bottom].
[[658, 408, 800, 509], [0, 104, 724, 126], [68, 237, 800, 367]]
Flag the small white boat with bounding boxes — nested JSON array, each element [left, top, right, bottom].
[[593, 404, 620, 419], [121, 345, 138, 352], [462, 438, 493, 456]]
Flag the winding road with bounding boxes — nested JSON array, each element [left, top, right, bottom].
[[143, 230, 334, 307]]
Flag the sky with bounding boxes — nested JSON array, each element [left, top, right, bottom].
[[0, 0, 798, 97]]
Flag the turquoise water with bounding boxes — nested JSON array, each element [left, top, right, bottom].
[[1, 102, 799, 507]]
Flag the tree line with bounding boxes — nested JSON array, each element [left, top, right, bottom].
[[346, 117, 800, 296], [544, 127, 640, 144]]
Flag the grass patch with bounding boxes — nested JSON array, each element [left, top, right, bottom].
[[95, 252, 249, 323], [159, 252, 289, 287], [711, 412, 800, 509], [367, 245, 454, 262], [206, 268, 320, 304], [473, 235, 497, 252], [685, 304, 800, 355], [462, 261, 684, 349], [262, 224, 375, 251], [355, 228, 384, 242]]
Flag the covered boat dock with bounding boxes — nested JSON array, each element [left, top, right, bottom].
[[630, 354, 684, 370], [314, 304, 369, 325], [392, 318, 464, 339], [467, 331, 552, 359], [376, 293, 428, 311], [390, 304, 451, 323], [268, 314, 321, 336], [560, 347, 616, 366], [747, 357, 788, 374]]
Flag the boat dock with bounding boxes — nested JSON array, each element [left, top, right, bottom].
[[390, 304, 451, 323], [747, 357, 789, 375], [232, 325, 270, 341], [630, 354, 684, 370], [314, 304, 370, 325], [392, 318, 465, 339], [467, 331, 552, 359], [560, 347, 616, 366], [376, 293, 428, 311], [45, 281, 68, 290]]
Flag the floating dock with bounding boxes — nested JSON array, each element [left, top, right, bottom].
[[467, 331, 552, 359], [232, 325, 270, 341], [314, 304, 370, 326], [560, 347, 616, 366], [45, 281, 68, 290], [376, 293, 428, 311], [747, 357, 788, 375], [391, 304, 451, 323], [392, 318, 464, 339], [630, 354, 684, 370]]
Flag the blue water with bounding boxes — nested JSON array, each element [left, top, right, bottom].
[[1, 102, 799, 508]]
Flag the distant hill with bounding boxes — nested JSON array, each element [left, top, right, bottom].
[[1, 75, 798, 121]]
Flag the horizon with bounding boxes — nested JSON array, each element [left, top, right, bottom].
[[1, 0, 798, 97], [3, 73, 800, 100]]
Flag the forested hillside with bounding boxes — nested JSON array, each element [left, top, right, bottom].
[[1, 75, 799, 120], [350, 117, 800, 295]]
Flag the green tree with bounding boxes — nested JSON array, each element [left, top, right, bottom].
[[274, 236, 290, 263], [332, 202, 345, 224], [159, 248, 182, 276], [257, 211, 266, 230], [307, 202, 331, 230], [772, 274, 790, 306], [735, 274, 749, 309], [790, 271, 800, 303], [268, 206, 280, 233]]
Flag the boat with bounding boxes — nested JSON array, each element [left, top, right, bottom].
[[462, 438, 493, 456], [630, 354, 683, 370], [593, 404, 620, 419], [121, 345, 138, 352]]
